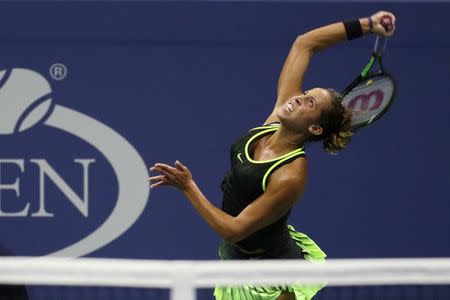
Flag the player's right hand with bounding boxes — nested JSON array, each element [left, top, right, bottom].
[[370, 11, 396, 37]]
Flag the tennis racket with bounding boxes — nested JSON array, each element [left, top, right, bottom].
[[341, 23, 397, 130]]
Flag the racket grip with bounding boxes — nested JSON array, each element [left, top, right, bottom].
[[373, 36, 388, 55]]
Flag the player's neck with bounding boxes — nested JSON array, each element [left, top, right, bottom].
[[266, 126, 306, 151]]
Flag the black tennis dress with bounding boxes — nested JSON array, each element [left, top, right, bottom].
[[219, 123, 306, 259]]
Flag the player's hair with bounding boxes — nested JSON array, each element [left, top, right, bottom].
[[309, 89, 354, 154]]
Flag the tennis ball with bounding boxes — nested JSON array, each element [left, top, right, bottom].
[[366, 79, 374, 86], [0, 68, 53, 135]]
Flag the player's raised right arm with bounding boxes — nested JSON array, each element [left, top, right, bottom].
[[275, 22, 346, 111], [273, 12, 395, 114]]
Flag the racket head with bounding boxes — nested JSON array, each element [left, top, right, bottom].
[[341, 72, 397, 129]]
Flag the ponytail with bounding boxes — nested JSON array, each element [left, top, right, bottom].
[[323, 110, 353, 154]]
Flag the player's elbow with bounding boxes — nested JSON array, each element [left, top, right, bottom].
[[222, 220, 253, 244], [222, 227, 244, 244], [223, 234, 240, 244], [223, 232, 246, 244], [292, 35, 316, 54]]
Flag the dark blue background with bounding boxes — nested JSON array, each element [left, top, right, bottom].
[[0, 1, 449, 263]]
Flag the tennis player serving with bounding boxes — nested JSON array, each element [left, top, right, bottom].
[[149, 11, 396, 300]]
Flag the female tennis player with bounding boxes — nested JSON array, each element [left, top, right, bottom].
[[149, 11, 396, 300]]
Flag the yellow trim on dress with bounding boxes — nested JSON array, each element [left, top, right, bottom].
[[262, 149, 305, 192], [244, 127, 304, 164]]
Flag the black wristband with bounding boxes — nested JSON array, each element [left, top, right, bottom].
[[343, 19, 363, 40], [367, 16, 375, 33]]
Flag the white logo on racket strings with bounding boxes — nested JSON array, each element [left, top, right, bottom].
[[348, 89, 384, 112], [0, 68, 149, 257]]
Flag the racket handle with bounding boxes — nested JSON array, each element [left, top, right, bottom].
[[373, 35, 388, 56]]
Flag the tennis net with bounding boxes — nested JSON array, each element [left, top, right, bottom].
[[0, 257, 449, 300]]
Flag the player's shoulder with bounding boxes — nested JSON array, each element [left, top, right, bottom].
[[271, 156, 308, 188], [285, 156, 308, 179]]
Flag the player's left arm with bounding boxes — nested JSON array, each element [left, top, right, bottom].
[[149, 160, 306, 243]]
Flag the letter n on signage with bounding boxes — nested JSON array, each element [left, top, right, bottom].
[[30, 159, 96, 217]]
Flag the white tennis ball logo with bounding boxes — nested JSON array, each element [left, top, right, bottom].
[[0, 68, 53, 135]]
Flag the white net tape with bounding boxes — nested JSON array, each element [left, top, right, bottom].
[[0, 257, 449, 300]]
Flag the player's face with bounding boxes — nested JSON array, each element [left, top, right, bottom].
[[277, 88, 332, 134]]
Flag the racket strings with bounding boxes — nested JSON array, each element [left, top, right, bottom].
[[342, 75, 395, 128]]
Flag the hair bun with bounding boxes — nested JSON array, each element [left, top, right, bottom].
[[323, 129, 353, 154], [323, 109, 354, 154]]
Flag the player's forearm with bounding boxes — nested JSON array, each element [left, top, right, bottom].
[[183, 181, 238, 242], [299, 18, 372, 54]]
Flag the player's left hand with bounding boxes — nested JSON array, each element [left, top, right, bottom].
[[149, 161, 193, 191]]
